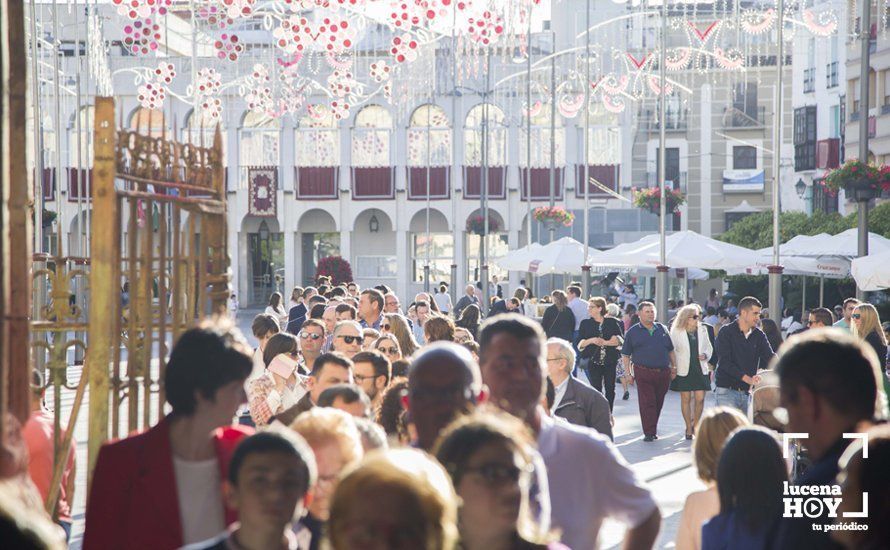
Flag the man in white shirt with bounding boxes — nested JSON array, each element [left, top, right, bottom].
[[479, 314, 661, 549], [566, 285, 589, 370]]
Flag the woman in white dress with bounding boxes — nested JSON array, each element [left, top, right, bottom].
[[264, 291, 289, 330]]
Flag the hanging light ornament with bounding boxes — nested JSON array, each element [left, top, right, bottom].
[[801, 9, 838, 36], [740, 8, 777, 35]]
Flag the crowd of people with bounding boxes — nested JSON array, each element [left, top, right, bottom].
[[2, 276, 890, 550]]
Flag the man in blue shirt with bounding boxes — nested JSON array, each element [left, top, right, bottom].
[[621, 301, 676, 442], [714, 296, 775, 412]]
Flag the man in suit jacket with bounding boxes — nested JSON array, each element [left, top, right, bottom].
[[487, 297, 520, 318], [546, 338, 613, 440], [453, 284, 479, 318], [286, 286, 317, 334]]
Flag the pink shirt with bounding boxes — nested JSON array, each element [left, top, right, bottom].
[[23, 410, 76, 521]]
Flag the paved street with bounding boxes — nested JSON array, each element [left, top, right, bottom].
[[62, 308, 708, 548]]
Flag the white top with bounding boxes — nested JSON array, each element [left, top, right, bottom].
[[568, 297, 590, 331], [264, 306, 289, 330], [551, 377, 570, 413], [537, 415, 657, 550], [433, 292, 452, 314], [173, 456, 226, 546]]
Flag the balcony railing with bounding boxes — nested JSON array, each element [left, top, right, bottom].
[[643, 108, 688, 131], [723, 106, 766, 128]]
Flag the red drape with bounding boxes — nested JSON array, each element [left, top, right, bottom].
[[296, 167, 339, 199], [352, 167, 394, 199], [575, 165, 619, 198], [462, 166, 505, 199], [67, 168, 92, 201], [407, 167, 449, 199], [520, 168, 564, 201]]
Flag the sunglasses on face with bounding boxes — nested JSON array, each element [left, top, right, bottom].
[[382, 324, 391, 330], [463, 463, 524, 485], [338, 335, 362, 344], [852, 314, 862, 320], [378, 347, 398, 355], [300, 331, 322, 340]]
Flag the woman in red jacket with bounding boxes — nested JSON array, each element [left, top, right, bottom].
[[84, 318, 255, 550]]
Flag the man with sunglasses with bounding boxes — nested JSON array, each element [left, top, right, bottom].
[[331, 320, 363, 359], [714, 296, 775, 412], [296, 319, 326, 374], [806, 307, 835, 330]]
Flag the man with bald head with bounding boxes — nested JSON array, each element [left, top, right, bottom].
[[331, 320, 363, 360], [406, 341, 483, 451], [321, 306, 338, 352], [453, 284, 479, 318]]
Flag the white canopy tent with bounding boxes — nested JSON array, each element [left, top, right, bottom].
[[496, 242, 546, 272], [727, 247, 851, 278], [780, 228, 890, 258], [590, 231, 759, 271], [517, 237, 608, 274], [852, 249, 890, 291]]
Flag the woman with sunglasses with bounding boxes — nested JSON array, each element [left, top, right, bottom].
[[246, 332, 307, 426], [384, 313, 419, 358], [852, 303, 888, 372], [669, 305, 713, 440], [374, 333, 403, 362], [434, 409, 566, 550]]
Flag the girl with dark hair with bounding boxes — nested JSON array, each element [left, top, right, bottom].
[[701, 426, 787, 549], [759, 318, 784, 354], [248, 332, 307, 426], [541, 290, 575, 342], [456, 303, 482, 341], [84, 319, 254, 549]]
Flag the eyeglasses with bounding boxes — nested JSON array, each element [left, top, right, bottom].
[[300, 331, 322, 340], [377, 346, 398, 354], [852, 313, 862, 320], [463, 463, 524, 486], [382, 324, 391, 330], [338, 335, 362, 344], [353, 373, 378, 383]]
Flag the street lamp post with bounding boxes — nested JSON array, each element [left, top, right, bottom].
[[655, 0, 669, 323], [581, 0, 591, 299], [856, 0, 873, 300], [480, 47, 492, 315], [767, 0, 786, 322]]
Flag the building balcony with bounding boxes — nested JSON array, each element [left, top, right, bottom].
[[406, 167, 450, 200], [520, 167, 565, 201], [642, 108, 688, 131], [462, 166, 506, 199], [295, 167, 338, 200], [351, 167, 394, 200], [575, 165, 619, 199], [722, 106, 766, 129]]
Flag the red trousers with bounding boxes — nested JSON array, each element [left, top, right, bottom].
[[635, 365, 671, 437]]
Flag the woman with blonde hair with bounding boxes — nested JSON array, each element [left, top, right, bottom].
[[670, 304, 713, 440], [373, 333, 402, 363], [291, 407, 364, 549], [852, 303, 888, 371], [327, 448, 459, 550], [288, 286, 304, 312], [675, 407, 749, 550], [384, 313, 419, 358]]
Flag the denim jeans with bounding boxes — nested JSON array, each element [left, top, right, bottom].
[[714, 386, 750, 414]]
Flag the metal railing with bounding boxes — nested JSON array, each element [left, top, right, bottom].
[[723, 106, 766, 128]]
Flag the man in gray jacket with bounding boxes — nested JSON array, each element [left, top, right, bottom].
[[546, 338, 613, 440], [453, 284, 479, 318]]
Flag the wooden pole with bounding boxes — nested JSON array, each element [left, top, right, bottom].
[[86, 97, 118, 484], [1, 0, 33, 427]]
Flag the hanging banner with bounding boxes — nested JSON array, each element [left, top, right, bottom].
[[249, 166, 277, 217]]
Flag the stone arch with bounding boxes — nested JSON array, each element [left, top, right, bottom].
[[297, 208, 338, 233], [408, 208, 449, 233]]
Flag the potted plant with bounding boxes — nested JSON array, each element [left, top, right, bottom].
[[632, 186, 686, 215], [466, 214, 501, 235], [823, 159, 883, 201], [532, 206, 575, 228], [316, 256, 353, 285]]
